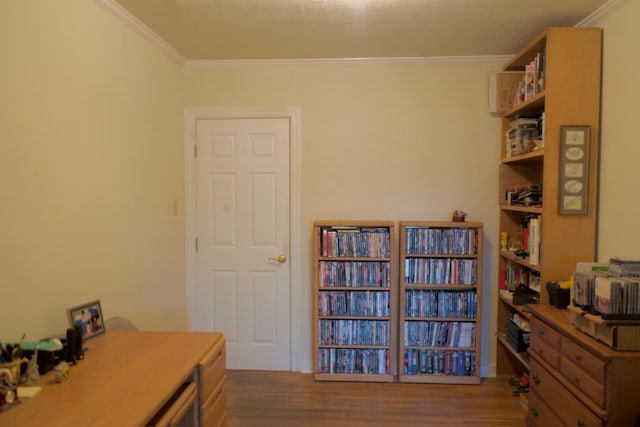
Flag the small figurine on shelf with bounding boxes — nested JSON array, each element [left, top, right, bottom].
[[452, 210, 467, 222]]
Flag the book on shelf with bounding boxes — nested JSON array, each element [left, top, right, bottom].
[[528, 216, 540, 266], [536, 49, 546, 93], [524, 63, 536, 100]]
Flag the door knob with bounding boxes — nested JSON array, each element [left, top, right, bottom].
[[269, 254, 287, 264]]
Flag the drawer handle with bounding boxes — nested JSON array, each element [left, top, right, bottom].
[[574, 354, 581, 362], [577, 419, 586, 427], [573, 377, 580, 386], [531, 406, 540, 417], [533, 375, 540, 385]]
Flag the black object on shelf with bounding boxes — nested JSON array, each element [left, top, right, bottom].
[[546, 281, 570, 308]]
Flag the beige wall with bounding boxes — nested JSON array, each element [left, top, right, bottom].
[[591, 0, 640, 261], [2, 0, 636, 378], [184, 60, 503, 373], [0, 0, 186, 340]]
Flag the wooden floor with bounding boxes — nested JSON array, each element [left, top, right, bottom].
[[225, 370, 526, 427]]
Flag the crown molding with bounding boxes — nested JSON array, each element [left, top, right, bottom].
[[96, 0, 186, 66], [577, 0, 630, 26], [186, 55, 511, 69]]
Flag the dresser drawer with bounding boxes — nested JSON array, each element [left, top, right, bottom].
[[530, 317, 561, 348], [530, 358, 603, 427], [527, 388, 564, 427], [201, 376, 227, 427], [560, 337, 605, 383], [199, 337, 226, 401], [560, 354, 604, 408], [529, 334, 561, 369]]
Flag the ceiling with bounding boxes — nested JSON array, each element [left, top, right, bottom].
[[112, 0, 610, 61]]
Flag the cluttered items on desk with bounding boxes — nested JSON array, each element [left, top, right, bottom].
[[0, 325, 88, 412]]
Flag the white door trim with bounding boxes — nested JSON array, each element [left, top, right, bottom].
[[184, 106, 303, 371]]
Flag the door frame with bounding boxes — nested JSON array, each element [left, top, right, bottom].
[[184, 106, 302, 371]]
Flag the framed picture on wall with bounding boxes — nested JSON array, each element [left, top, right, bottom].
[[558, 125, 590, 215], [67, 299, 105, 340]]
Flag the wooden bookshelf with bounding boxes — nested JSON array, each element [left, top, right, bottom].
[[398, 221, 483, 384], [496, 27, 602, 382], [312, 221, 395, 382]]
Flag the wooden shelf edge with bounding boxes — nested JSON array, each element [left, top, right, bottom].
[[500, 251, 542, 272], [498, 293, 533, 318], [501, 148, 545, 164], [497, 334, 530, 370], [502, 92, 545, 117], [402, 317, 477, 323], [313, 373, 394, 382], [403, 253, 479, 258], [317, 344, 391, 349], [318, 286, 390, 290], [318, 256, 392, 261], [398, 374, 480, 385], [500, 205, 543, 215]]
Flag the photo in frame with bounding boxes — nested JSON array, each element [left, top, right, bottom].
[[67, 299, 105, 340], [558, 125, 590, 215]]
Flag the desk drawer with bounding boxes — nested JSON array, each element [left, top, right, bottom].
[[199, 337, 226, 401], [201, 376, 227, 427], [152, 382, 198, 427], [530, 358, 603, 427]]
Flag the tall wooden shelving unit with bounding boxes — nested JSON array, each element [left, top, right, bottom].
[[399, 221, 483, 384], [313, 221, 395, 382], [496, 28, 602, 384]]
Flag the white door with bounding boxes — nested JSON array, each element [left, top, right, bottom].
[[195, 118, 290, 370]]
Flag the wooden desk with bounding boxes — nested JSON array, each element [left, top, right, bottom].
[[0, 331, 227, 427]]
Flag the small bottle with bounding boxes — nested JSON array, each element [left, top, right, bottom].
[[500, 232, 508, 251]]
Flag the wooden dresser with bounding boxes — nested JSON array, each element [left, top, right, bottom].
[[0, 330, 227, 427], [527, 305, 640, 427]]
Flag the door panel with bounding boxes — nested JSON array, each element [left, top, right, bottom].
[[195, 118, 290, 370]]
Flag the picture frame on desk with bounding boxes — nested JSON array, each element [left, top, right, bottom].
[[67, 299, 105, 340], [558, 125, 590, 215]]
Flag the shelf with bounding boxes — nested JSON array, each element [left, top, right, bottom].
[[318, 286, 390, 290], [404, 284, 476, 290], [313, 373, 394, 382], [501, 149, 544, 164], [503, 92, 545, 117], [498, 292, 533, 319], [402, 345, 476, 351], [399, 374, 480, 385], [404, 317, 477, 322], [317, 344, 391, 349], [404, 253, 479, 259], [399, 221, 483, 384], [500, 205, 542, 214], [318, 256, 392, 262], [313, 221, 395, 381], [500, 251, 541, 273], [317, 316, 391, 321], [496, 28, 601, 403], [497, 334, 530, 371]]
